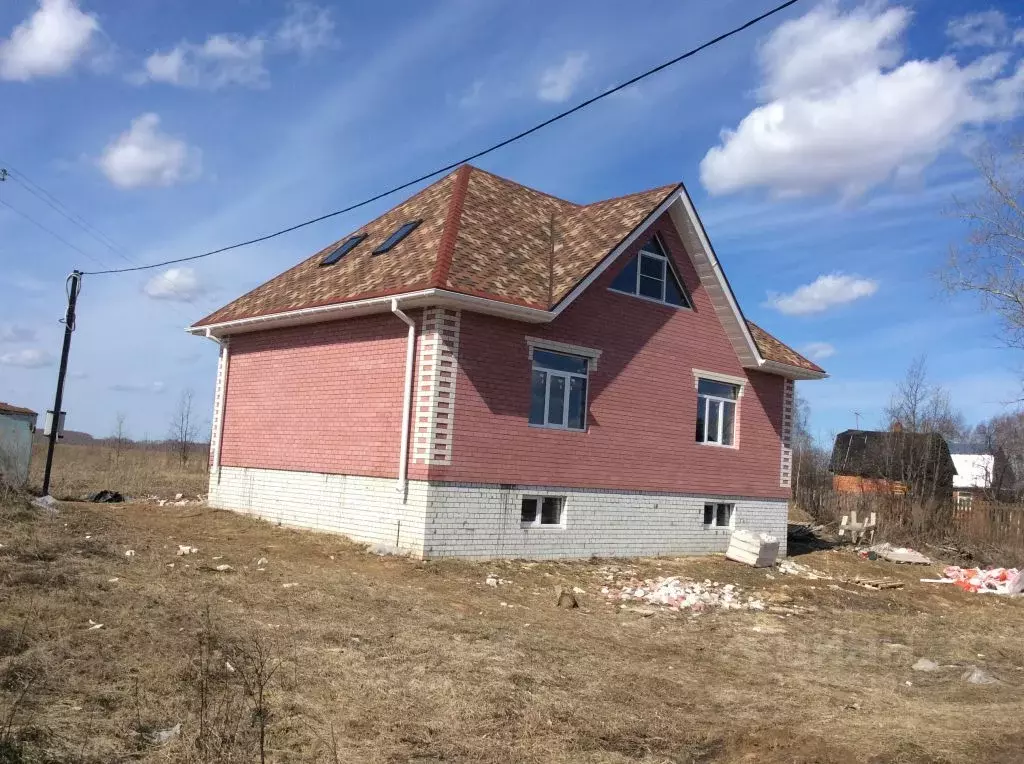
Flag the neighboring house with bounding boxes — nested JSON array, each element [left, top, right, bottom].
[[948, 442, 994, 508], [0, 402, 38, 487], [189, 165, 825, 560], [830, 429, 956, 498]]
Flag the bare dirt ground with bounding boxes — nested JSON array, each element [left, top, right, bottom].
[[2, 491, 1023, 763]]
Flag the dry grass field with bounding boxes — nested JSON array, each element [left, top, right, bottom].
[[2, 479, 1024, 763], [27, 442, 209, 501]]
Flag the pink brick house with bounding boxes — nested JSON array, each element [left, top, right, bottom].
[[189, 165, 825, 559]]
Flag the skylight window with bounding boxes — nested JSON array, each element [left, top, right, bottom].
[[319, 235, 366, 266], [373, 220, 422, 255]]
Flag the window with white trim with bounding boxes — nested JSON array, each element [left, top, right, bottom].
[[529, 349, 588, 430], [609, 235, 691, 308], [703, 502, 734, 528], [696, 378, 738, 446], [521, 496, 565, 527]]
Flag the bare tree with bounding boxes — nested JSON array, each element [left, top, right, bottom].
[[169, 389, 198, 468], [885, 355, 965, 440], [942, 136, 1024, 348], [112, 412, 129, 465]]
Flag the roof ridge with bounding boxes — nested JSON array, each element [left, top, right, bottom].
[[431, 165, 472, 288], [581, 182, 682, 208], [464, 165, 581, 207]]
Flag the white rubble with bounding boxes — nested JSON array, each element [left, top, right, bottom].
[[602, 575, 766, 613]]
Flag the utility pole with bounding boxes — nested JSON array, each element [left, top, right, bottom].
[[853, 411, 862, 429], [41, 271, 82, 496]]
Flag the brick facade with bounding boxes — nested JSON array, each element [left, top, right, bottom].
[[208, 211, 796, 559], [218, 313, 427, 482], [429, 211, 790, 499]]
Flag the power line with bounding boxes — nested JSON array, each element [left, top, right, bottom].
[[2, 165, 136, 267], [0, 196, 110, 270], [0, 164, 204, 316], [81, 0, 803, 277]]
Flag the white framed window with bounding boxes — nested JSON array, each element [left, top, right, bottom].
[[609, 236, 691, 308], [521, 496, 565, 527], [529, 349, 588, 430], [696, 378, 739, 446], [703, 502, 734, 528]]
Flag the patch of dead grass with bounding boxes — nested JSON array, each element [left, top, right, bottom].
[[0, 491, 1022, 762]]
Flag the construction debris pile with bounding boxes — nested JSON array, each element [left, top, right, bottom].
[[601, 576, 766, 613], [926, 566, 1024, 595], [777, 560, 832, 580]]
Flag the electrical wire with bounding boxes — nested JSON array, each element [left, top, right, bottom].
[[0, 196, 110, 270], [0, 164, 205, 317], [81, 0, 803, 277], [1, 165, 136, 267]]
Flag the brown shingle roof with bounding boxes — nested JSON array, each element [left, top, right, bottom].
[[194, 165, 678, 325], [194, 165, 820, 375], [0, 401, 37, 417], [747, 321, 824, 374]]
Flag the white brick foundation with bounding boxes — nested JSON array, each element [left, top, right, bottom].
[[209, 467, 788, 560], [209, 467, 430, 556]]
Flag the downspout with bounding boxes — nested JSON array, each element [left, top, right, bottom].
[[205, 329, 230, 483], [391, 299, 416, 502]]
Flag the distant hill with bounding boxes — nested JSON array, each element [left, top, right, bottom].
[[32, 430, 95, 446]]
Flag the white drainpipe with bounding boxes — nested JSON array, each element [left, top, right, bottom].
[[391, 299, 416, 501]]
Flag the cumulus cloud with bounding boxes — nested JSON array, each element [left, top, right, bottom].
[[700, 2, 1024, 198], [276, 2, 335, 54], [801, 341, 837, 361], [0, 348, 53, 368], [98, 113, 202, 189], [0, 0, 99, 81], [134, 4, 333, 88], [0, 324, 37, 343], [139, 34, 267, 89], [946, 11, 1018, 48], [537, 52, 588, 102], [143, 267, 205, 301], [109, 381, 165, 394], [767, 274, 878, 315]]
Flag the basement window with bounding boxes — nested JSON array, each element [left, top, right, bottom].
[[521, 496, 565, 528], [319, 234, 366, 266], [703, 502, 734, 529], [373, 220, 422, 255]]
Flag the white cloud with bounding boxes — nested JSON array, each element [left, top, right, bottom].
[[700, 2, 1024, 198], [276, 2, 335, 54], [143, 267, 205, 301], [0, 348, 53, 368], [109, 381, 165, 394], [139, 34, 267, 89], [0, 0, 99, 81], [802, 341, 837, 361], [767, 273, 878, 315], [98, 113, 202, 189], [537, 52, 588, 102], [0, 324, 37, 343], [69, 369, 88, 379], [947, 11, 1015, 48]]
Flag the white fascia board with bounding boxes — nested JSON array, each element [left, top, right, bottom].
[[550, 187, 683, 317], [669, 188, 763, 370], [186, 289, 552, 337]]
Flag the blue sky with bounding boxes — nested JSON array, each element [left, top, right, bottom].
[[1, 0, 1023, 444]]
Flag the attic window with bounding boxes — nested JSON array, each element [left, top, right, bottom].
[[373, 220, 422, 255], [609, 235, 691, 308], [319, 235, 366, 266]]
